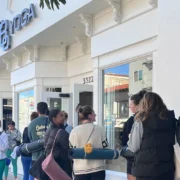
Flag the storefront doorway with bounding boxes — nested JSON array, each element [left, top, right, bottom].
[[73, 84, 93, 126], [42, 91, 73, 126]]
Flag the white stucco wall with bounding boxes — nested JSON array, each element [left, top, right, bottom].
[[154, 0, 180, 117]]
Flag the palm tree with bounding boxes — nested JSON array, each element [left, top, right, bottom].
[[39, 0, 66, 10]]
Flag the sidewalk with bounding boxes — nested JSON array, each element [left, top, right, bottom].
[[9, 173, 23, 180]]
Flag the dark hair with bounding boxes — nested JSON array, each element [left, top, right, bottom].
[[37, 102, 49, 115], [130, 90, 147, 105], [75, 104, 81, 112], [8, 121, 15, 126], [30, 112, 39, 121], [135, 92, 168, 121], [61, 111, 68, 119], [49, 109, 61, 123], [78, 105, 93, 121]]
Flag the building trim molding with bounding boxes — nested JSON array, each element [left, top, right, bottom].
[[79, 13, 93, 37], [2, 58, 11, 71], [106, 0, 122, 23], [149, 0, 158, 8], [75, 37, 86, 54], [12, 53, 22, 68]]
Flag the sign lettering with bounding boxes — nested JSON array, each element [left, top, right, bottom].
[[0, 4, 36, 51], [83, 76, 93, 84]]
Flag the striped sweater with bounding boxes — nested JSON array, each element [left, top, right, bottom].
[[69, 123, 108, 175]]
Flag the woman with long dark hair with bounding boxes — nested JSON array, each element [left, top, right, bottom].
[[128, 92, 176, 180], [69, 105, 108, 180], [44, 109, 72, 178], [122, 90, 146, 180]]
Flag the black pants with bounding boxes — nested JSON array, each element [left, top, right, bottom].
[[136, 171, 174, 180], [75, 170, 105, 180]]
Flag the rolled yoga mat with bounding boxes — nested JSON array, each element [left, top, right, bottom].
[[19, 138, 44, 155], [69, 148, 119, 160]]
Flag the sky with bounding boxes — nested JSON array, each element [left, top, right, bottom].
[[104, 64, 129, 75]]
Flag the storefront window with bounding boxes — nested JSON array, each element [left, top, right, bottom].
[[103, 59, 152, 172], [3, 99, 12, 131], [18, 89, 35, 133]]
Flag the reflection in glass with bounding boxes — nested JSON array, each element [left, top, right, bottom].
[[103, 59, 152, 172], [47, 98, 61, 110], [3, 99, 12, 131], [18, 89, 35, 133]]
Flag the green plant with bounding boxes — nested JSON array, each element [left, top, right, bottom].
[[39, 0, 66, 10]]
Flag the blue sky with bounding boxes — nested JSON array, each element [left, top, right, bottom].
[[19, 89, 34, 99], [104, 64, 129, 75]]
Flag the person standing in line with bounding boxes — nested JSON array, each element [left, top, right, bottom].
[[28, 102, 49, 167], [121, 90, 146, 180], [21, 112, 38, 180], [128, 92, 176, 180], [43, 109, 72, 178], [0, 120, 9, 180], [5, 121, 21, 180], [61, 111, 73, 134], [69, 105, 108, 180]]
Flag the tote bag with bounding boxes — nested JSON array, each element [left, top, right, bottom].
[[42, 129, 72, 180]]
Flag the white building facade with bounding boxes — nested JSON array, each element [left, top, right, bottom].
[[0, 0, 179, 179]]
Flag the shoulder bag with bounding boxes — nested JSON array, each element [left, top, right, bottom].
[[42, 129, 72, 180]]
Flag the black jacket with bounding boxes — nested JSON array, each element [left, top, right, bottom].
[[44, 123, 72, 177], [22, 127, 32, 157], [122, 116, 134, 146], [133, 111, 176, 178]]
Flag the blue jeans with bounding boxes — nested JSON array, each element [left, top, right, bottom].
[[21, 156, 34, 180]]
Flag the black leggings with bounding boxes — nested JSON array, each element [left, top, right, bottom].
[[75, 170, 105, 180], [136, 171, 174, 180]]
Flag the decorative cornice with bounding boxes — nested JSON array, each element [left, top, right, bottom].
[[23, 46, 34, 62], [60, 44, 67, 61], [79, 13, 93, 37], [75, 37, 86, 54], [143, 56, 153, 70], [149, 0, 158, 8], [33, 45, 39, 61], [12, 53, 22, 68], [7, 0, 13, 13], [2, 58, 11, 71], [107, 0, 122, 23]]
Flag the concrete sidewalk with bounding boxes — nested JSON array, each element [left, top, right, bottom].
[[9, 173, 23, 180]]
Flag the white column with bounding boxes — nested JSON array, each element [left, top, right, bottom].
[[93, 57, 104, 126], [12, 86, 18, 128], [156, 0, 180, 116], [0, 93, 2, 131], [72, 85, 79, 127], [34, 85, 43, 106]]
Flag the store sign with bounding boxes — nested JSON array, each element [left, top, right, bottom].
[[83, 76, 94, 84], [0, 4, 36, 51]]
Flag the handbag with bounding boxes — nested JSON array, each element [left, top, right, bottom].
[[42, 129, 72, 180]]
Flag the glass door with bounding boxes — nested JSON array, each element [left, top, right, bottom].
[[41, 92, 73, 126]]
